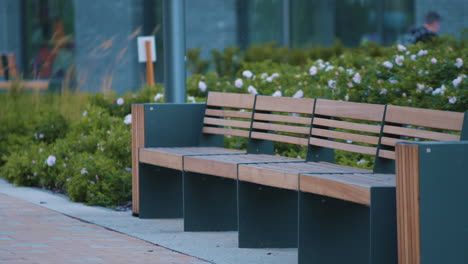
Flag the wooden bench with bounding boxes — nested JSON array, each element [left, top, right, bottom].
[[132, 92, 467, 263]]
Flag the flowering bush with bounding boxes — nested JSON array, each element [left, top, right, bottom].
[[0, 38, 466, 208]]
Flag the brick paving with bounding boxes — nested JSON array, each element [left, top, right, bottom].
[[0, 194, 209, 264]]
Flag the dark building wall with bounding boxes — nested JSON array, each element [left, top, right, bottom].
[[185, 0, 238, 58], [415, 0, 468, 38], [0, 0, 23, 71], [73, 0, 144, 93]]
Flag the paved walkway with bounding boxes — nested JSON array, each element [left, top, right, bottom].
[[0, 194, 208, 264]]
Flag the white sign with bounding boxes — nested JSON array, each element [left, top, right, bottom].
[[137, 36, 156, 62]]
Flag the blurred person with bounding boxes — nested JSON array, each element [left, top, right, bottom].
[[404, 11, 441, 44]]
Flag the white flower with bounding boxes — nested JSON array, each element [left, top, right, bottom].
[[39, 133, 44, 139], [448, 97, 457, 104], [453, 76, 463, 87], [432, 85, 446, 95], [357, 159, 366, 165], [316, 59, 324, 64], [416, 83, 425, 92], [309, 66, 318, 76], [272, 90, 282, 97], [328, 80, 337, 89], [247, 85, 257, 95], [417, 49, 428, 56], [90, 181, 95, 184], [382, 61, 393, 69], [82, 110, 88, 117], [410, 54, 417, 61], [454, 58, 463, 68], [46, 155, 56, 167], [242, 70, 253, 78], [325, 65, 334, 72], [293, 89, 304, 98], [63, 163, 67, 167], [338, 66, 344, 72], [352, 72, 361, 84], [234, 78, 243, 88], [116, 98, 124, 106], [395, 55, 404, 66], [198, 81, 207, 92], [397, 44, 407, 52], [124, 114, 132, 125], [430, 58, 437, 64], [39, 148, 43, 153], [153, 93, 164, 101], [271, 73, 279, 78], [187, 96, 196, 103], [389, 78, 398, 84], [260, 73, 268, 79], [346, 69, 354, 75], [266, 76, 274, 83], [346, 140, 353, 144], [425, 87, 433, 94], [344, 94, 349, 101], [380, 88, 387, 95], [81, 168, 88, 175]]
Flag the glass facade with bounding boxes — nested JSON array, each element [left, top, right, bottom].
[[23, 0, 75, 79]]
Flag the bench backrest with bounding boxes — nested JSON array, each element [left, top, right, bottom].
[[378, 105, 466, 160], [309, 99, 386, 157], [202, 92, 255, 138], [250, 95, 316, 146]]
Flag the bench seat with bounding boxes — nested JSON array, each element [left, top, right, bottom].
[[300, 173, 395, 205], [237, 162, 370, 191], [139, 147, 244, 170], [184, 154, 302, 179]]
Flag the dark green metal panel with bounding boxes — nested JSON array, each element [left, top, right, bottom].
[[373, 157, 395, 174], [183, 172, 238, 231], [369, 187, 397, 264], [246, 138, 274, 154], [417, 141, 468, 264], [298, 192, 370, 264], [238, 181, 298, 248], [143, 103, 207, 148], [460, 112, 468, 140], [138, 164, 183, 219], [306, 145, 334, 163]]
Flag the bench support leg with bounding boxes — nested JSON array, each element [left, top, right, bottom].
[[138, 163, 183, 219], [298, 189, 396, 264], [238, 181, 298, 248], [183, 172, 237, 231]]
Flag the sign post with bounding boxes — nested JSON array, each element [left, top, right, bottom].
[[137, 36, 156, 87]]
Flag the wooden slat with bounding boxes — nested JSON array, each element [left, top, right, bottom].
[[396, 144, 421, 264], [381, 137, 412, 147], [238, 164, 299, 191], [314, 99, 385, 122], [313, 118, 381, 134], [205, 109, 252, 119], [0, 80, 49, 90], [207, 92, 255, 109], [253, 122, 310, 135], [254, 113, 311, 125], [309, 137, 377, 155], [251, 131, 308, 146], [203, 117, 251, 129], [383, 125, 460, 141], [139, 148, 183, 170], [311, 128, 379, 145], [378, 149, 396, 160], [202, 127, 250, 137], [254, 95, 315, 114], [386, 105, 464, 131], [300, 173, 372, 205], [131, 104, 145, 215]]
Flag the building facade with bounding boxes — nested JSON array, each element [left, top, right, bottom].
[[0, 0, 466, 93]]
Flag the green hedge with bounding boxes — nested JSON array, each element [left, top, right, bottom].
[[0, 38, 466, 208]]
